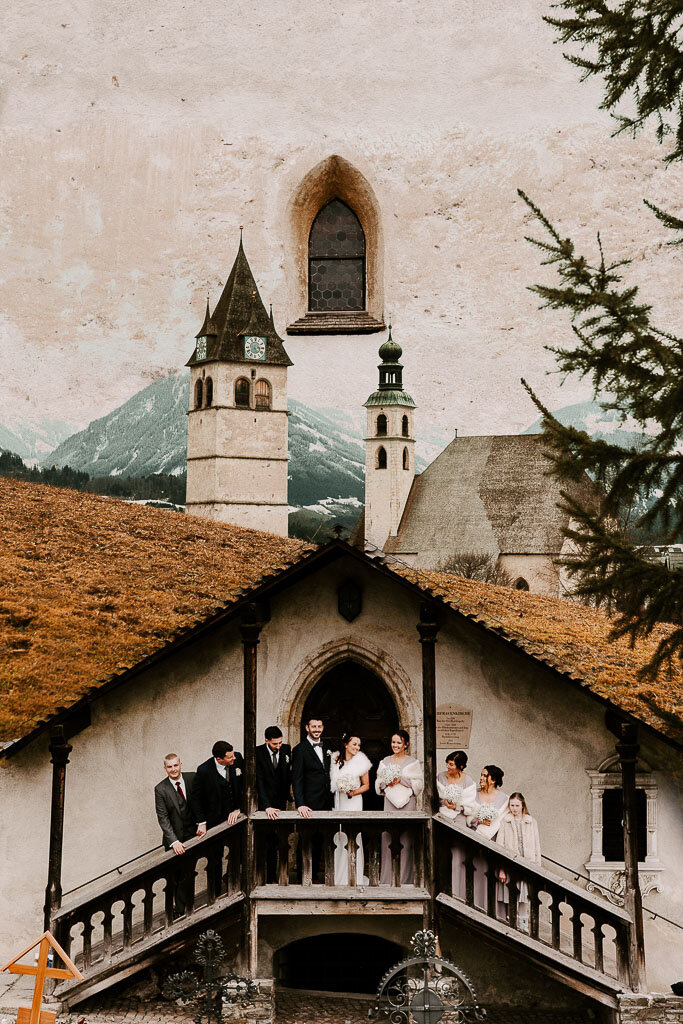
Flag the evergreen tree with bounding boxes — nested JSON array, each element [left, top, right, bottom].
[[518, 1, 683, 678]]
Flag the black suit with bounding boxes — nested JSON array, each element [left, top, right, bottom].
[[192, 754, 244, 828], [154, 772, 197, 915], [154, 772, 197, 849], [256, 743, 292, 811], [292, 740, 333, 810]]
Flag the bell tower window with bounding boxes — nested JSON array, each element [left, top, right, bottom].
[[376, 414, 387, 436], [204, 377, 213, 407], [402, 447, 409, 470], [308, 199, 365, 312], [195, 379, 203, 409], [402, 415, 409, 437], [376, 446, 387, 470], [235, 378, 250, 408], [255, 379, 271, 410]]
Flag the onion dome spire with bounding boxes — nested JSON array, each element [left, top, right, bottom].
[[364, 327, 415, 409]]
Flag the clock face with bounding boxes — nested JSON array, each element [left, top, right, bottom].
[[243, 335, 267, 361], [196, 337, 207, 360]]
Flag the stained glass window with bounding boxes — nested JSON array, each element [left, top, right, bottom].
[[309, 199, 365, 312]]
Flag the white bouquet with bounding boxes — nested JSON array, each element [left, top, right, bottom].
[[441, 783, 463, 806], [476, 804, 495, 825], [377, 763, 401, 790], [336, 774, 360, 795]]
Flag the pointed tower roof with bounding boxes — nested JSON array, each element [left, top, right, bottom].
[[195, 296, 218, 340], [187, 237, 292, 367], [364, 328, 416, 408]]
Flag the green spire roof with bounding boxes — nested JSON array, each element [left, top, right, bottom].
[[187, 237, 292, 367], [363, 328, 416, 408]]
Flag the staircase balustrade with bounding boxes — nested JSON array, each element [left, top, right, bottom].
[[251, 811, 429, 890], [434, 815, 635, 989], [51, 817, 246, 973]]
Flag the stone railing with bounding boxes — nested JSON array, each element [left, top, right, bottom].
[[51, 816, 246, 973], [251, 811, 429, 889], [434, 814, 635, 989]]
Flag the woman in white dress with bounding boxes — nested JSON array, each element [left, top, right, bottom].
[[436, 750, 477, 899], [330, 733, 372, 886], [496, 792, 541, 931], [376, 730, 424, 885], [468, 764, 509, 910]]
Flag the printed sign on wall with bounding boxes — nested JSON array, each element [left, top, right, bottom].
[[436, 703, 473, 748]]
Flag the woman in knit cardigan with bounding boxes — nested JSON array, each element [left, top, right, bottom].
[[496, 792, 541, 931]]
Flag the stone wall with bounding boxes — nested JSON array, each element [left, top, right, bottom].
[[617, 994, 683, 1024]]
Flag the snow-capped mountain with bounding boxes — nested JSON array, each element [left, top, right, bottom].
[[0, 418, 75, 465]]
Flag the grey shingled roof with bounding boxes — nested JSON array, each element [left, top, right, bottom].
[[385, 434, 596, 561]]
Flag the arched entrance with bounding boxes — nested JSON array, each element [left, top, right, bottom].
[[301, 660, 399, 810], [275, 933, 402, 993]]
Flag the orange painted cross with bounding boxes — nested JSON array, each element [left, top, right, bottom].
[[1, 931, 83, 1024]]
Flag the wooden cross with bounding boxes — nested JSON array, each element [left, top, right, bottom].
[[1, 931, 83, 1024]]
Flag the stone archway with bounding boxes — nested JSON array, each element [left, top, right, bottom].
[[279, 636, 421, 760]]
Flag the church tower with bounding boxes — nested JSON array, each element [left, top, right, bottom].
[[363, 331, 416, 551], [185, 238, 292, 536]]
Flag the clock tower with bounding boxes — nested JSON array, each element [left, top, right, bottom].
[[363, 330, 416, 551], [185, 237, 292, 535]]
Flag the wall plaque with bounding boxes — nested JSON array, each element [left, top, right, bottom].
[[436, 703, 473, 748]]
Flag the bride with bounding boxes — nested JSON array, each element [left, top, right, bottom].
[[330, 733, 372, 886]]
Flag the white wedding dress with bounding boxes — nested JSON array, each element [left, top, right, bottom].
[[330, 751, 372, 886]]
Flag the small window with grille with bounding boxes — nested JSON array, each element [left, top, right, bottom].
[[308, 199, 365, 312], [235, 378, 250, 408], [255, 379, 271, 410]]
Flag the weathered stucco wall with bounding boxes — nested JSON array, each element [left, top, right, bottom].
[[2, 0, 681, 438], [0, 555, 680, 990]]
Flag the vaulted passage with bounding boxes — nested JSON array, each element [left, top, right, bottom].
[[301, 660, 399, 810], [275, 933, 402, 993]]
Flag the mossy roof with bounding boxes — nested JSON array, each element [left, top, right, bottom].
[[0, 477, 680, 749]]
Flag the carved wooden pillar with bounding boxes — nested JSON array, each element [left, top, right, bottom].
[[417, 602, 440, 932], [44, 725, 73, 930], [240, 604, 267, 978], [607, 714, 647, 992]]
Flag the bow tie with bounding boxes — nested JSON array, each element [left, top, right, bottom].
[[312, 742, 322, 747]]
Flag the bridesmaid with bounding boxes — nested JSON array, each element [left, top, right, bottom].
[[436, 750, 477, 899], [376, 730, 424, 885], [469, 764, 509, 910], [496, 792, 542, 931]]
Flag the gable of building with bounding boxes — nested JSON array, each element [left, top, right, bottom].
[[385, 434, 597, 563], [0, 477, 680, 753]]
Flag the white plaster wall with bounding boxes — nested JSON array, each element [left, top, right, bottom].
[[498, 552, 562, 597], [2, 0, 681, 437], [1, 556, 680, 987]]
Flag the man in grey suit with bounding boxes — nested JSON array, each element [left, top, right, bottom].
[[154, 753, 198, 915]]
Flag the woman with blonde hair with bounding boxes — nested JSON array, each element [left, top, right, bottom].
[[496, 792, 541, 931]]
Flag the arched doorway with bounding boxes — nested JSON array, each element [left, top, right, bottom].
[[301, 660, 399, 810], [275, 933, 402, 993]]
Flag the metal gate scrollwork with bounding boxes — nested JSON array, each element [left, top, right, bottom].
[[371, 930, 486, 1024]]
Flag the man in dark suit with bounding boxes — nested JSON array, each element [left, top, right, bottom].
[[192, 740, 244, 833], [154, 753, 198, 915], [256, 726, 292, 819], [292, 715, 333, 815]]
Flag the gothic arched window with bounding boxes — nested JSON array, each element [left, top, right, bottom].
[[195, 379, 203, 409], [235, 377, 250, 408], [255, 379, 271, 410], [308, 199, 365, 312], [376, 414, 387, 436], [402, 415, 409, 437], [402, 447, 409, 471], [376, 446, 387, 470], [204, 377, 213, 407]]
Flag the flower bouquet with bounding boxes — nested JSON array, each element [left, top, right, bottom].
[[441, 783, 463, 806], [477, 805, 495, 824], [336, 774, 360, 796]]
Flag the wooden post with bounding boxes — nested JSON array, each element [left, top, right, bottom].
[[417, 602, 439, 932], [615, 721, 647, 992], [43, 727, 72, 931], [240, 605, 266, 978]]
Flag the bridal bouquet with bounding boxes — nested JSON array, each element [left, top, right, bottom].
[[476, 805, 495, 825], [376, 763, 401, 790], [441, 783, 463, 806], [336, 775, 360, 795]]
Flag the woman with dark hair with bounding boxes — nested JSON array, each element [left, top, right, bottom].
[[330, 733, 372, 885], [436, 751, 477, 821], [496, 792, 541, 931], [464, 764, 509, 910], [376, 730, 424, 885]]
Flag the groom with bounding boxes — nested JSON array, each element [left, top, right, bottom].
[[292, 716, 333, 815]]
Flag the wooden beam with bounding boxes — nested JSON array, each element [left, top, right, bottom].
[[417, 602, 439, 933], [613, 719, 647, 992], [44, 728, 72, 930]]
